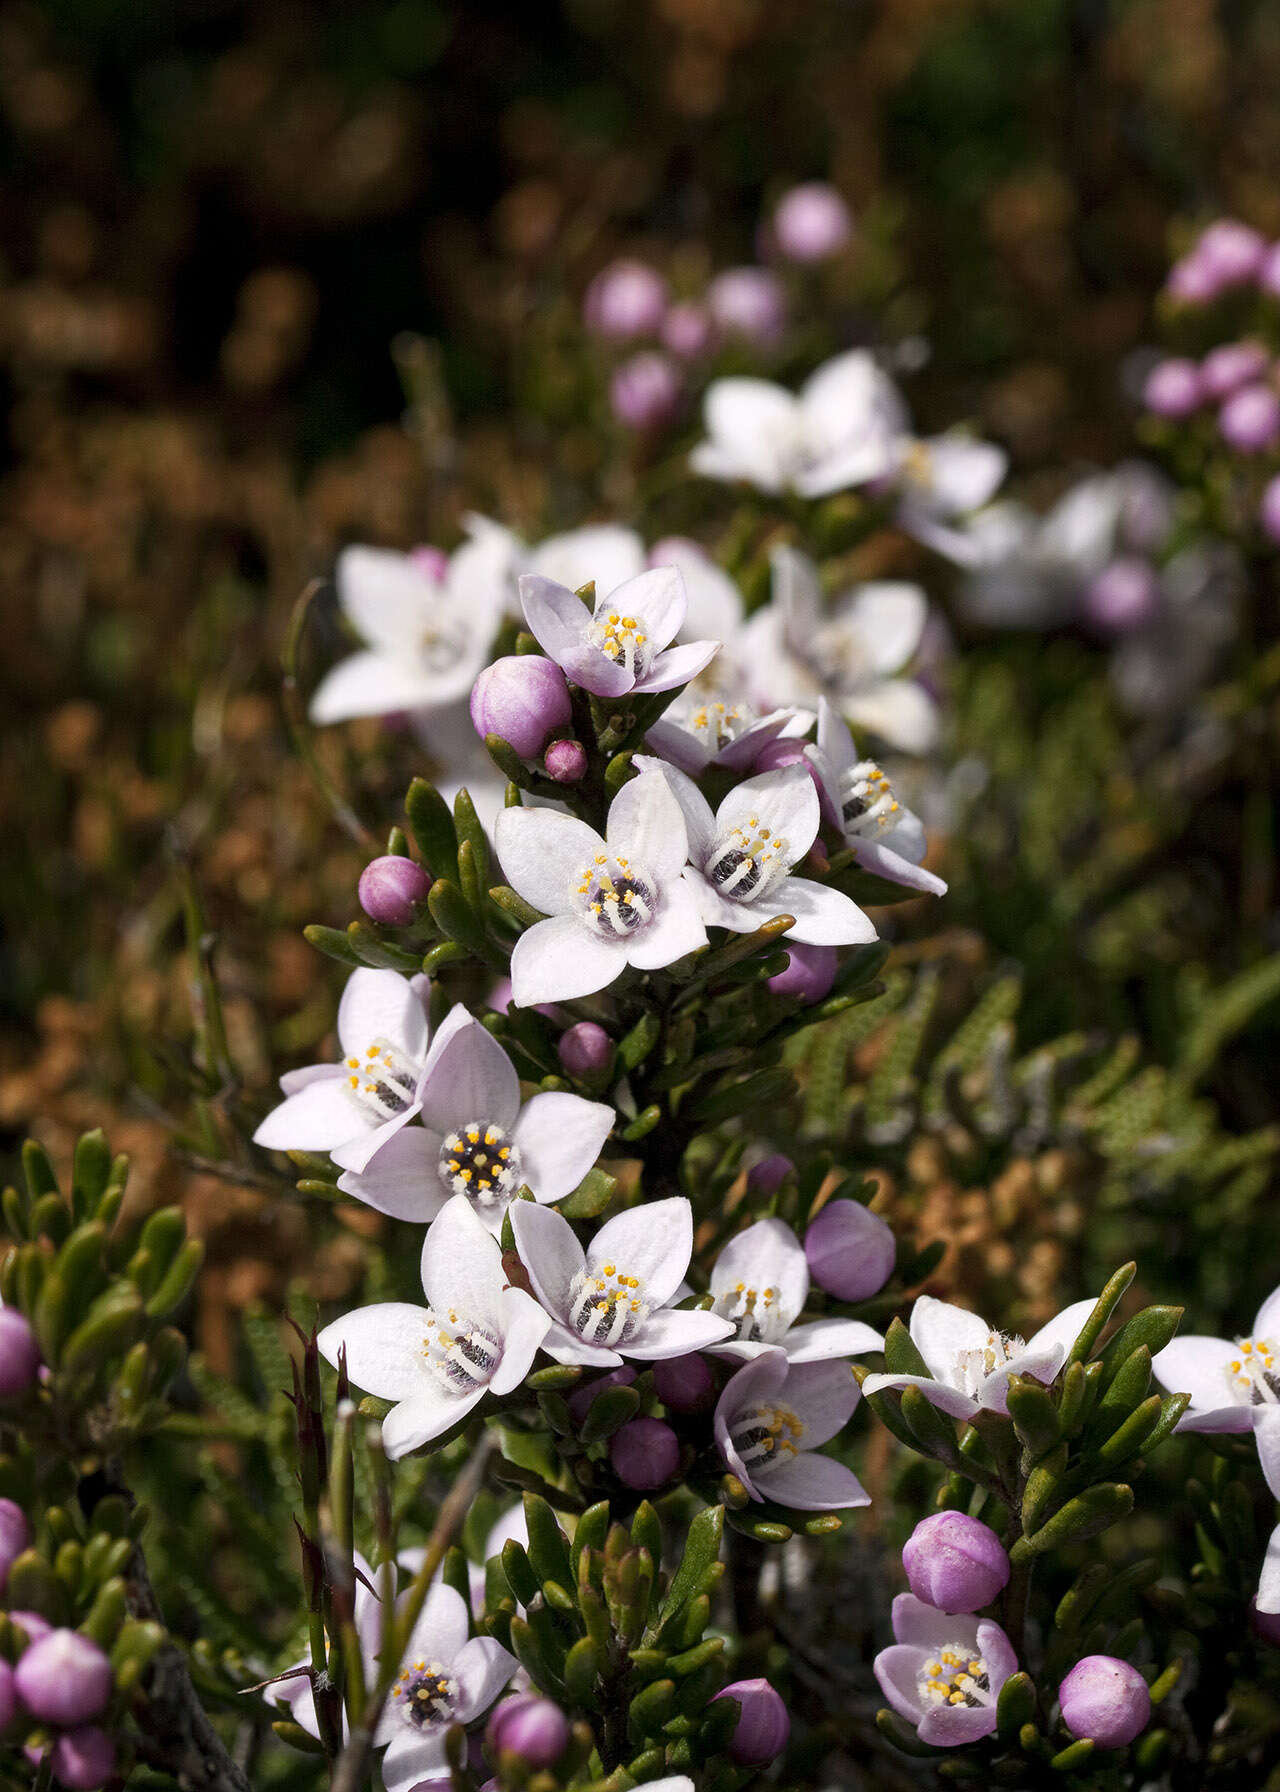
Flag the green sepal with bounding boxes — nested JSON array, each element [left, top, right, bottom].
[[483, 733, 526, 786], [406, 777, 459, 881], [1006, 1376, 1062, 1462], [345, 921, 423, 972], [996, 1671, 1037, 1741], [422, 940, 468, 975], [1067, 1263, 1136, 1365], [527, 1364, 584, 1392]]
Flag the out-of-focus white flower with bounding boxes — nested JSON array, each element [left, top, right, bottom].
[[893, 433, 1008, 565], [809, 699, 946, 895]]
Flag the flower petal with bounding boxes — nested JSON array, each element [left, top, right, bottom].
[[910, 1297, 989, 1382], [337, 968, 430, 1061], [509, 914, 631, 1006], [696, 378, 800, 492], [511, 1092, 615, 1204], [975, 1619, 1018, 1695], [420, 1196, 506, 1332], [528, 525, 644, 597], [318, 1303, 436, 1403], [490, 1287, 552, 1395], [630, 757, 716, 864], [1254, 1408, 1280, 1500], [604, 565, 687, 652], [336, 1127, 449, 1223], [848, 835, 946, 896], [588, 1197, 693, 1307], [253, 1078, 361, 1153], [844, 679, 939, 755], [770, 544, 824, 637], [336, 546, 442, 652], [330, 1101, 423, 1176], [418, 1016, 520, 1134], [770, 876, 877, 946], [785, 1318, 886, 1363], [660, 542, 743, 641], [519, 575, 632, 696], [916, 1703, 997, 1747], [494, 807, 605, 917], [1254, 1282, 1280, 1341], [1258, 1520, 1280, 1614], [381, 1726, 449, 1792], [781, 1358, 860, 1445], [837, 581, 927, 678], [710, 1218, 809, 1327], [625, 1307, 736, 1359], [510, 1201, 585, 1322], [716, 765, 820, 862], [891, 1594, 981, 1651], [310, 652, 460, 725], [383, 1386, 485, 1460], [453, 1634, 518, 1722], [635, 639, 721, 694], [859, 1371, 980, 1422], [1023, 1297, 1100, 1363], [874, 1644, 928, 1724], [403, 1581, 470, 1666], [606, 770, 690, 886], [625, 880, 708, 971], [753, 1450, 870, 1511]]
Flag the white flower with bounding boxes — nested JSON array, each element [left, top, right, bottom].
[[252, 969, 434, 1175], [645, 692, 809, 778], [494, 776, 708, 1007], [510, 1196, 734, 1366], [691, 349, 908, 498], [714, 1349, 870, 1511], [744, 547, 938, 754], [519, 565, 718, 700], [874, 1595, 1017, 1748], [633, 759, 875, 947], [333, 1007, 613, 1236], [309, 530, 509, 724], [318, 1197, 551, 1458], [808, 699, 946, 896], [861, 1293, 1101, 1420], [707, 1217, 884, 1365], [893, 432, 1008, 565]]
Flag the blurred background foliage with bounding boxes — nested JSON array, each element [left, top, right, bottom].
[[2, 0, 1279, 1402]]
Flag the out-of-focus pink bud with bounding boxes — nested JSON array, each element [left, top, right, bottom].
[[1219, 382, 1280, 452], [0, 1308, 41, 1398], [557, 1021, 613, 1078], [707, 267, 787, 344], [609, 353, 682, 431], [772, 183, 853, 262], [661, 301, 715, 359], [15, 1630, 112, 1726], [609, 1416, 679, 1489], [1141, 358, 1202, 418], [584, 260, 668, 340]]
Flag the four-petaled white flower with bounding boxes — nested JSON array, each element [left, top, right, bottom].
[[519, 564, 718, 700], [319, 1197, 551, 1458], [309, 533, 510, 724], [495, 776, 708, 1007], [874, 1594, 1018, 1749], [1153, 1280, 1280, 1611], [691, 350, 908, 498], [334, 1008, 613, 1237], [511, 1196, 735, 1367], [891, 432, 1008, 566], [253, 969, 434, 1175], [707, 1217, 884, 1365], [633, 759, 875, 946], [744, 547, 938, 754], [645, 691, 809, 778], [714, 1348, 870, 1512], [809, 699, 946, 897], [861, 1293, 1100, 1420]]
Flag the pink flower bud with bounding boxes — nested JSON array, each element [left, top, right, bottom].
[[557, 1021, 613, 1078], [470, 656, 572, 758], [707, 267, 786, 344], [1082, 558, 1161, 634], [609, 1416, 679, 1489], [1219, 382, 1280, 452], [712, 1677, 791, 1765], [609, 352, 682, 431], [0, 1497, 30, 1590], [544, 738, 588, 784], [15, 1630, 112, 1726], [1260, 242, 1280, 299], [357, 855, 431, 926], [1164, 254, 1222, 305], [902, 1512, 1011, 1613], [661, 300, 715, 359], [50, 1727, 116, 1791], [1142, 358, 1202, 418], [1200, 340, 1271, 399], [566, 1366, 636, 1426], [1059, 1656, 1151, 1748], [584, 260, 668, 340], [10, 1610, 52, 1647], [768, 942, 838, 1004], [1260, 474, 1280, 545], [487, 1693, 569, 1766], [1196, 218, 1266, 287], [652, 1352, 717, 1414], [0, 1308, 41, 1397], [804, 1198, 895, 1301], [747, 1153, 793, 1195], [773, 183, 853, 262]]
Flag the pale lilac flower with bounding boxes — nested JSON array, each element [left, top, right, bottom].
[[1142, 357, 1203, 417], [874, 1593, 1017, 1747], [519, 564, 717, 700], [253, 969, 433, 1174], [861, 1293, 1100, 1420], [310, 531, 509, 725], [510, 1196, 734, 1367], [634, 759, 876, 946], [645, 692, 807, 778], [319, 1197, 551, 1457], [691, 349, 908, 498], [714, 1348, 869, 1511], [892, 432, 1008, 565], [1200, 340, 1270, 400], [333, 1009, 613, 1237], [745, 547, 937, 753], [707, 1217, 882, 1367], [810, 698, 945, 895], [495, 777, 708, 1006]]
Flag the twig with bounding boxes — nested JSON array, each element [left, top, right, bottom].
[[282, 578, 373, 847]]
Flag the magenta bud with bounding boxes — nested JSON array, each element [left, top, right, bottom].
[[768, 942, 838, 1004], [1219, 382, 1280, 452], [1059, 1655, 1151, 1749], [747, 1153, 793, 1195], [408, 544, 449, 582], [1260, 474, 1280, 545], [566, 1366, 636, 1426], [652, 1352, 717, 1415], [10, 1610, 52, 1647], [1200, 340, 1270, 399], [0, 1497, 30, 1591], [0, 1308, 40, 1399], [609, 352, 682, 431], [557, 1021, 613, 1078], [50, 1727, 116, 1790], [1196, 218, 1266, 287], [357, 855, 431, 927], [1142, 357, 1202, 418], [584, 259, 668, 340], [487, 1693, 569, 1767], [773, 182, 853, 262], [1082, 558, 1161, 634], [1260, 242, 1280, 299], [470, 655, 572, 758], [15, 1630, 112, 1726], [544, 738, 588, 784], [902, 1511, 1011, 1614], [707, 267, 787, 345], [804, 1198, 896, 1301], [1251, 1599, 1280, 1644], [0, 1659, 14, 1730], [712, 1677, 791, 1765], [661, 300, 715, 360], [1164, 254, 1221, 305], [609, 1416, 680, 1490]]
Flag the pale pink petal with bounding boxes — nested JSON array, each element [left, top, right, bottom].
[[716, 766, 819, 860], [625, 1308, 736, 1359], [510, 1202, 584, 1320], [490, 1288, 552, 1395], [752, 1451, 870, 1511], [1258, 1521, 1280, 1614], [381, 1725, 449, 1792], [418, 1017, 520, 1134], [519, 575, 631, 696], [859, 1371, 980, 1422], [453, 1634, 518, 1721], [848, 836, 946, 896], [844, 680, 939, 754], [696, 379, 800, 492], [1253, 1283, 1280, 1341], [494, 807, 605, 917], [420, 1196, 506, 1331], [310, 652, 458, 724], [874, 1644, 928, 1724], [625, 881, 708, 971], [891, 1594, 981, 1651], [710, 1219, 808, 1326], [336, 1127, 449, 1223], [781, 1358, 861, 1445], [604, 565, 687, 653], [337, 968, 430, 1061], [509, 915, 630, 1006], [383, 1386, 485, 1460], [630, 757, 716, 863], [910, 1297, 989, 1381], [587, 1198, 693, 1306], [770, 876, 876, 945], [528, 525, 644, 597], [317, 1303, 436, 1402], [1254, 1408, 1280, 1500], [785, 1318, 885, 1363], [606, 771, 691, 886], [511, 1092, 615, 1203], [329, 1101, 423, 1175], [1023, 1297, 1100, 1363], [253, 1078, 360, 1153], [916, 1703, 997, 1747], [635, 639, 721, 694]]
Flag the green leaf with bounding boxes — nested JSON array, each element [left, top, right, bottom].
[[1006, 1376, 1063, 1461], [427, 876, 489, 955], [654, 1504, 723, 1633], [618, 1010, 662, 1071], [302, 923, 363, 968], [883, 1316, 929, 1378], [687, 1066, 795, 1126], [1097, 1308, 1182, 1387], [580, 1383, 641, 1444], [523, 1494, 574, 1592], [1011, 1483, 1133, 1560], [557, 1167, 617, 1221], [406, 778, 459, 880], [900, 1386, 962, 1465], [996, 1671, 1037, 1741], [1066, 1263, 1137, 1365]]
